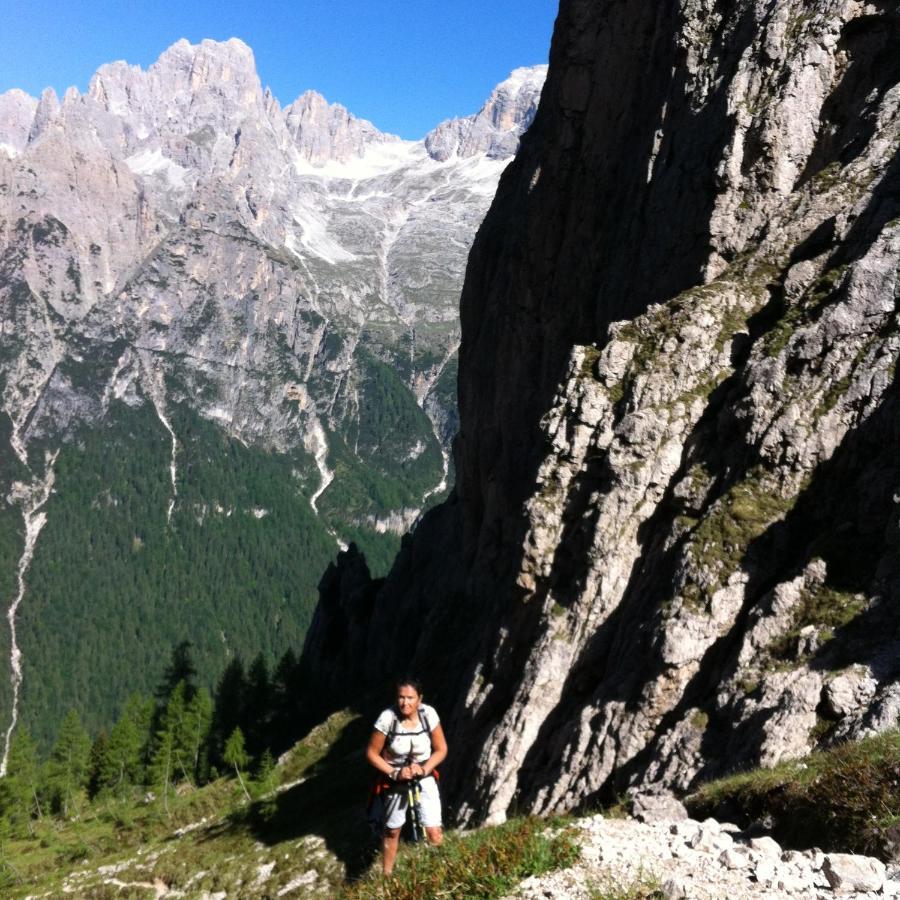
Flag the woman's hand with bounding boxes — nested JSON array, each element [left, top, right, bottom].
[[399, 765, 415, 781], [411, 763, 426, 778]]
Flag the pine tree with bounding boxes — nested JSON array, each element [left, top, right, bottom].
[[271, 648, 300, 753], [150, 682, 191, 813], [209, 657, 247, 770], [155, 641, 198, 708], [244, 653, 272, 758], [45, 711, 91, 818], [97, 693, 154, 798], [87, 729, 110, 799], [183, 688, 213, 785], [223, 727, 251, 802], [0, 727, 41, 833]]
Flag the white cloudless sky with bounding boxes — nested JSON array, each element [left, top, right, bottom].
[[1, 0, 559, 138]]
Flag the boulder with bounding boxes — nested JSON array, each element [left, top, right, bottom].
[[822, 853, 886, 893], [749, 835, 782, 858], [630, 791, 689, 823]]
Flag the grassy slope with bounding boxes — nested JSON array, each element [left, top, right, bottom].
[[0, 711, 580, 899], [687, 729, 900, 859]]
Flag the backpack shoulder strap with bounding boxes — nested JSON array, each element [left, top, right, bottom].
[[420, 708, 432, 736], [387, 709, 399, 743]]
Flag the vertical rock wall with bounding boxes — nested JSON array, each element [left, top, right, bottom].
[[300, 0, 900, 825]]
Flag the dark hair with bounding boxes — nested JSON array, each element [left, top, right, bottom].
[[395, 676, 424, 696]]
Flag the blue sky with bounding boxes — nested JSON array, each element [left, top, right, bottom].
[[1, 0, 558, 139]]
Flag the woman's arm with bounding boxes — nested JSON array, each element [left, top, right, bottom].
[[420, 723, 447, 777], [366, 731, 398, 778]]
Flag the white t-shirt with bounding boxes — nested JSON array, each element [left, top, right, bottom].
[[374, 704, 440, 766]]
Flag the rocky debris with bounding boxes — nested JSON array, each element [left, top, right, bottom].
[[505, 814, 895, 899]]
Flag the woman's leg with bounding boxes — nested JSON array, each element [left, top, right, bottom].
[[419, 777, 443, 846], [383, 827, 402, 875]]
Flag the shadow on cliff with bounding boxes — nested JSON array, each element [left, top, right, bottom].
[[798, 7, 900, 188]]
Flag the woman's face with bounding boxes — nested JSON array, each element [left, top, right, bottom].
[[397, 684, 421, 717]]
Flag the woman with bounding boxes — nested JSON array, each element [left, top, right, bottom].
[[366, 677, 448, 875]]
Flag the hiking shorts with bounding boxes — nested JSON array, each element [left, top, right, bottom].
[[382, 775, 441, 830]]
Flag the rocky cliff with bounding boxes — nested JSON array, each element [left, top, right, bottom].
[[300, 0, 900, 825]]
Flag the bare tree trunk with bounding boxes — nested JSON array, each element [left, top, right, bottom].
[[163, 750, 171, 816], [234, 765, 251, 802]]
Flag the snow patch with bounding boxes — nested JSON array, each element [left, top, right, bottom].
[[139, 355, 179, 524], [499, 64, 549, 93], [107, 97, 130, 116], [291, 138, 424, 180], [406, 440, 426, 461], [306, 418, 334, 515], [304, 417, 348, 551], [205, 405, 233, 424], [0, 142, 19, 158], [287, 201, 356, 265], [125, 148, 189, 190]]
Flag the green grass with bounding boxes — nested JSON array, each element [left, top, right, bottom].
[[687, 729, 900, 859], [763, 264, 848, 358], [681, 467, 795, 609], [766, 580, 867, 662], [344, 817, 580, 900]]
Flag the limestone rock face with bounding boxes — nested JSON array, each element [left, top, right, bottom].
[[0, 89, 37, 156], [425, 66, 547, 162], [284, 90, 396, 166], [299, 0, 900, 826]]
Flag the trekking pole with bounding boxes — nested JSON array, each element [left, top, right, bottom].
[[404, 749, 424, 843], [407, 776, 422, 843]]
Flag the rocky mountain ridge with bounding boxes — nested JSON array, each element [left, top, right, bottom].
[[0, 38, 546, 747], [298, 0, 900, 827]]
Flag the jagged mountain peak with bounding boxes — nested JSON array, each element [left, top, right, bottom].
[[283, 89, 399, 167], [0, 88, 39, 156], [84, 35, 266, 137], [424, 63, 548, 161], [152, 36, 259, 84]]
